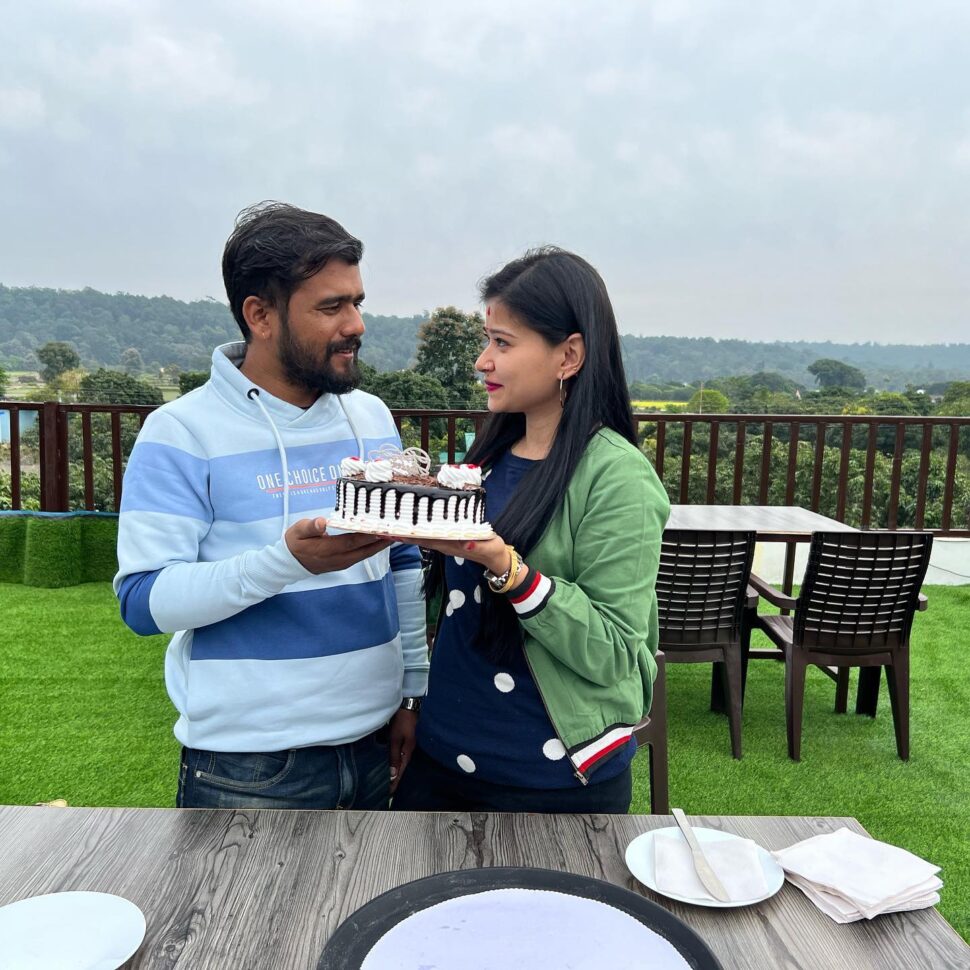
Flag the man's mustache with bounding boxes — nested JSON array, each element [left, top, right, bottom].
[[328, 338, 362, 356]]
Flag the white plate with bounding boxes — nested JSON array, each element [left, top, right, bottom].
[[0, 891, 146, 970], [625, 826, 785, 909]]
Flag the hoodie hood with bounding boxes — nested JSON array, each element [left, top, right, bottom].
[[209, 341, 350, 429]]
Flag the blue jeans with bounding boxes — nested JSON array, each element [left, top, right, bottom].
[[177, 731, 390, 810], [391, 745, 632, 814]]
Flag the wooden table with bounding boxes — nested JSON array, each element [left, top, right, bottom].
[[0, 806, 966, 969]]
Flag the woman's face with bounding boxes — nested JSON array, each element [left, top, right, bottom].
[[475, 300, 565, 417]]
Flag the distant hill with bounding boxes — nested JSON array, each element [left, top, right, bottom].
[[2, 283, 969, 390], [619, 335, 970, 389], [0, 283, 423, 374]]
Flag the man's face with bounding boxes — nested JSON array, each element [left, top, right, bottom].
[[276, 259, 366, 396]]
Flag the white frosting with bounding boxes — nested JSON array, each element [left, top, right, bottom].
[[340, 456, 366, 477], [363, 459, 393, 483], [437, 463, 482, 489]]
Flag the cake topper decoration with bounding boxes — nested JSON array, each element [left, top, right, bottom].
[[368, 443, 432, 478]]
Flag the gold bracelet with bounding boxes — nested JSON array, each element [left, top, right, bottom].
[[484, 545, 520, 594], [495, 547, 521, 594]]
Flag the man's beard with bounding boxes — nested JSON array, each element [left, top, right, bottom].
[[277, 313, 361, 396]]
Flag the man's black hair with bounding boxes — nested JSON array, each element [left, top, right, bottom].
[[222, 201, 363, 340]]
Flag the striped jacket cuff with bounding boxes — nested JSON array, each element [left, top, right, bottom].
[[569, 725, 636, 775], [507, 570, 554, 618]]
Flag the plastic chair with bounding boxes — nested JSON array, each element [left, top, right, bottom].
[[633, 651, 669, 814], [749, 531, 932, 761], [656, 530, 757, 760]]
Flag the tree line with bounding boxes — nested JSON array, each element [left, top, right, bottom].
[[3, 304, 968, 528], [4, 282, 970, 389]]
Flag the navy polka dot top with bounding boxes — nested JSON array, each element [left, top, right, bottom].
[[416, 450, 636, 788]]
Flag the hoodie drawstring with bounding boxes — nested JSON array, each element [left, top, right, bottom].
[[247, 388, 367, 540], [337, 397, 366, 462], [247, 388, 291, 538]]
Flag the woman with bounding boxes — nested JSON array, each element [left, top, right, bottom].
[[392, 247, 669, 814]]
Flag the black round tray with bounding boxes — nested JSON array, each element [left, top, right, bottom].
[[318, 866, 723, 970]]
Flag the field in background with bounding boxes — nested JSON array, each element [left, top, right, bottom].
[[5, 371, 41, 388]]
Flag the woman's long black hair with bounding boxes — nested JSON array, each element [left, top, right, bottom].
[[427, 246, 637, 661]]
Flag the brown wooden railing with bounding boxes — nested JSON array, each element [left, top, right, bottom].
[[2, 402, 969, 536]]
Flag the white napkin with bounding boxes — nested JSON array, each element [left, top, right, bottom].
[[784, 873, 941, 924], [654, 832, 768, 902], [772, 827, 942, 922]]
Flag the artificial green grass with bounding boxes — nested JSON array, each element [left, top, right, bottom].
[[80, 517, 121, 583], [0, 583, 178, 807], [0, 517, 27, 583], [22, 517, 83, 587], [0, 515, 120, 587], [1, 582, 967, 940]]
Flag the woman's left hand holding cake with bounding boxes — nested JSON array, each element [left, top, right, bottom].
[[387, 530, 531, 595]]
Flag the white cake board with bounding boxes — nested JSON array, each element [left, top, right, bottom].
[[327, 517, 496, 542]]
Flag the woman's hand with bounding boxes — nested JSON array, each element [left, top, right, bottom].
[[389, 533, 531, 593], [391, 534, 511, 575]]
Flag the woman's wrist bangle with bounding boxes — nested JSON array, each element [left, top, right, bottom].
[[496, 552, 522, 594], [484, 545, 521, 594], [505, 561, 529, 593]]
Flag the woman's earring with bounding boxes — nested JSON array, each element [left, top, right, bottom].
[[559, 375, 567, 408]]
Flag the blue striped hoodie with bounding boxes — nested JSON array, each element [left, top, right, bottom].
[[114, 342, 428, 752]]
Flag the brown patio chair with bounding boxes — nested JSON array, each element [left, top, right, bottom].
[[749, 531, 932, 761], [633, 651, 669, 814], [656, 530, 757, 760]]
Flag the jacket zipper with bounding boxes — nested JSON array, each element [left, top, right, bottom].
[[522, 643, 589, 786]]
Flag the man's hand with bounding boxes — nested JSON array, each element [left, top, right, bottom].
[[388, 708, 418, 794], [286, 517, 393, 574]]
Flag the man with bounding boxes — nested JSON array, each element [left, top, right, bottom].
[[115, 202, 427, 809]]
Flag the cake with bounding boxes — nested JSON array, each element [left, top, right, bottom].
[[329, 446, 494, 540]]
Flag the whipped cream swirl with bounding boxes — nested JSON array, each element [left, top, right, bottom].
[[363, 459, 394, 483], [340, 456, 366, 478], [437, 463, 482, 489]]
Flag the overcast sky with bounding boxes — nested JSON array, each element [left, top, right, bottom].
[[2, 1, 969, 342]]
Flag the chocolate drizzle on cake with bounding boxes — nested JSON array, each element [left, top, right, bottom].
[[336, 478, 486, 529], [332, 448, 491, 538]]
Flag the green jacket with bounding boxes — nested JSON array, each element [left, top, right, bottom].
[[506, 428, 669, 783]]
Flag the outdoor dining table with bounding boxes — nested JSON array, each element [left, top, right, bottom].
[[666, 504, 859, 538], [666, 504, 859, 590], [0, 804, 966, 969]]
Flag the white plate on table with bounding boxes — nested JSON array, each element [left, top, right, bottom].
[[626, 826, 785, 909], [0, 891, 146, 970]]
